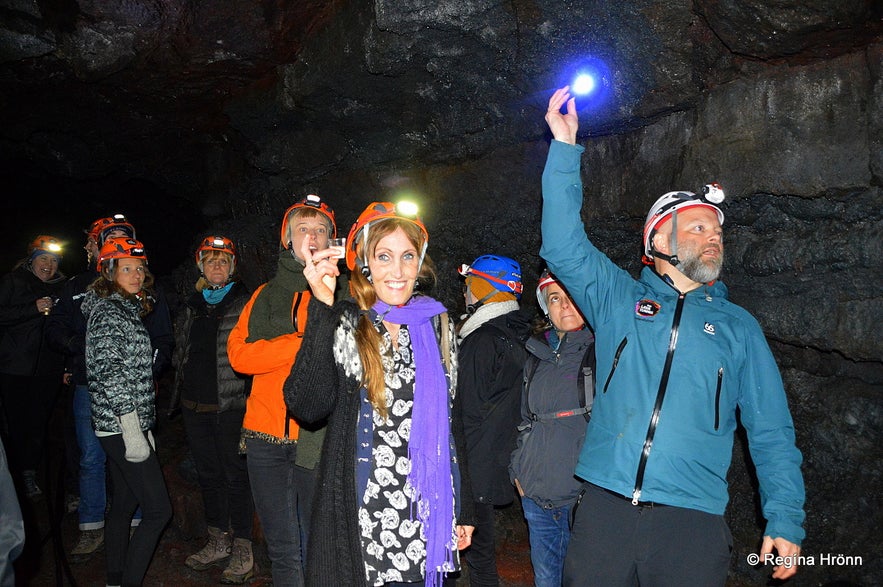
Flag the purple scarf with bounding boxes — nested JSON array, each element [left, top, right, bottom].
[[372, 296, 454, 587]]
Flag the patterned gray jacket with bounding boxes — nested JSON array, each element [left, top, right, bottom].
[[83, 290, 155, 434]]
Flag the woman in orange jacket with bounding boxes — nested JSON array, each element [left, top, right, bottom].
[[227, 195, 346, 587]]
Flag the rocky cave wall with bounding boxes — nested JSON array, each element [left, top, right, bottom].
[[2, 1, 881, 585]]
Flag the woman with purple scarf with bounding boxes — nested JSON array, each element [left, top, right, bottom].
[[284, 201, 475, 587]]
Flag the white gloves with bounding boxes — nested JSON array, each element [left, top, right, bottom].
[[118, 411, 150, 463]]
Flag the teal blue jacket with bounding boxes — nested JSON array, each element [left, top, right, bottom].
[[540, 140, 805, 544]]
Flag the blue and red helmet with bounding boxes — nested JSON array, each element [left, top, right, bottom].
[[458, 255, 523, 299]]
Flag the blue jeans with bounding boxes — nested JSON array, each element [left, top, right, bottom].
[[522, 496, 572, 587], [74, 385, 106, 529], [246, 437, 316, 587]]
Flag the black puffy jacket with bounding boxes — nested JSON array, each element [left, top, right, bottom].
[[172, 282, 251, 412], [0, 264, 65, 377]]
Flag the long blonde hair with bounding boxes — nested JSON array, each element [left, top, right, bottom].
[[349, 218, 436, 417]]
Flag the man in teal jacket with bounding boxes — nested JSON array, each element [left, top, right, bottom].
[[540, 87, 805, 586]]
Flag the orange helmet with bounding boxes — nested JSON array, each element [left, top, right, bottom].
[[28, 235, 64, 258], [195, 235, 236, 265], [346, 201, 428, 274], [279, 195, 337, 249], [98, 237, 147, 268], [87, 214, 135, 245]]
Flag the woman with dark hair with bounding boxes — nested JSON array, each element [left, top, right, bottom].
[[509, 269, 594, 587], [285, 201, 475, 587], [173, 235, 254, 583], [83, 237, 171, 587]]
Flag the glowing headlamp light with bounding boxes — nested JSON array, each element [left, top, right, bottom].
[[395, 201, 419, 218]]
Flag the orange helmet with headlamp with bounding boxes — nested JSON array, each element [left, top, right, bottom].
[[195, 235, 236, 281], [280, 195, 337, 250], [195, 235, 236, 264], [28, 235, 64, 258], [87, 214, 136, 245], [98, 237, 147, 270], [345, 201, 428, 276]]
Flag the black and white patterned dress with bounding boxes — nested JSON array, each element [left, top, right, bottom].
[[359, 324, 430, 585]]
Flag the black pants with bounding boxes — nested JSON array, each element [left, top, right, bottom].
[[563, 483, 732, 587], [0, 373, 59, 472], [465, 501, 499, 586], [182, 408, 253, 538], [99, 433, 172, 587]]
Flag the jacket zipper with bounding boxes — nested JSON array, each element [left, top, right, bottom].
[[714, 367, 723, 431], [632, 293, 685, 505], [602, 337, 628, 394]]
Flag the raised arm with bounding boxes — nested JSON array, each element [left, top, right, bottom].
[[545, 86, 579, 145]]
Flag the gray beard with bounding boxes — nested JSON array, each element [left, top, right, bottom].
[[679, 247, 723, 284]]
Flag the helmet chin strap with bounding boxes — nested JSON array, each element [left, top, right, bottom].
[[651, 210, 680, 267], [465, 290, 497, 315]]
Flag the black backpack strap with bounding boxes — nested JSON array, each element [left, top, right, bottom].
[[576, 337, 596, 422], [521, 353, 541, 425]]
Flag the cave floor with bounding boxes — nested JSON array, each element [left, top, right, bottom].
[[10, 395, 534, 586]]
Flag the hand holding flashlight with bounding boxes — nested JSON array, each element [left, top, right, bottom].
[[37, 296, 53, 315], [545, 87, 579, 145]]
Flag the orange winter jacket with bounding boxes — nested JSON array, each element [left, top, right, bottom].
[[227, 284, 311, 440]]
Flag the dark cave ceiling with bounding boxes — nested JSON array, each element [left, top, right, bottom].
[[0, 0, 880, 273]]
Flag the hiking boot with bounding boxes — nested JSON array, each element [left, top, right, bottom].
[[185, 526, 231, 570], [70, 528, 104, 562], [22, 470, 42, 500], [220, 538, 254, 584]]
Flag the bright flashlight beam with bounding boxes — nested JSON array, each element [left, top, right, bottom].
[[572, 74, 596, 96]]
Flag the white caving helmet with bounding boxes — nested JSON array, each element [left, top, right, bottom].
[[642, 183, 725, 265]]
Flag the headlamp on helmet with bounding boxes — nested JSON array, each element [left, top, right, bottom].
[[642, 182, 725, 263], [346, 201, 429, 277], [280, 195, 337, 250], [98, 237, 147, 271], [29, 235, 64, 258], [87, 214, 136, 245], [196, 235, 236, 263]]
